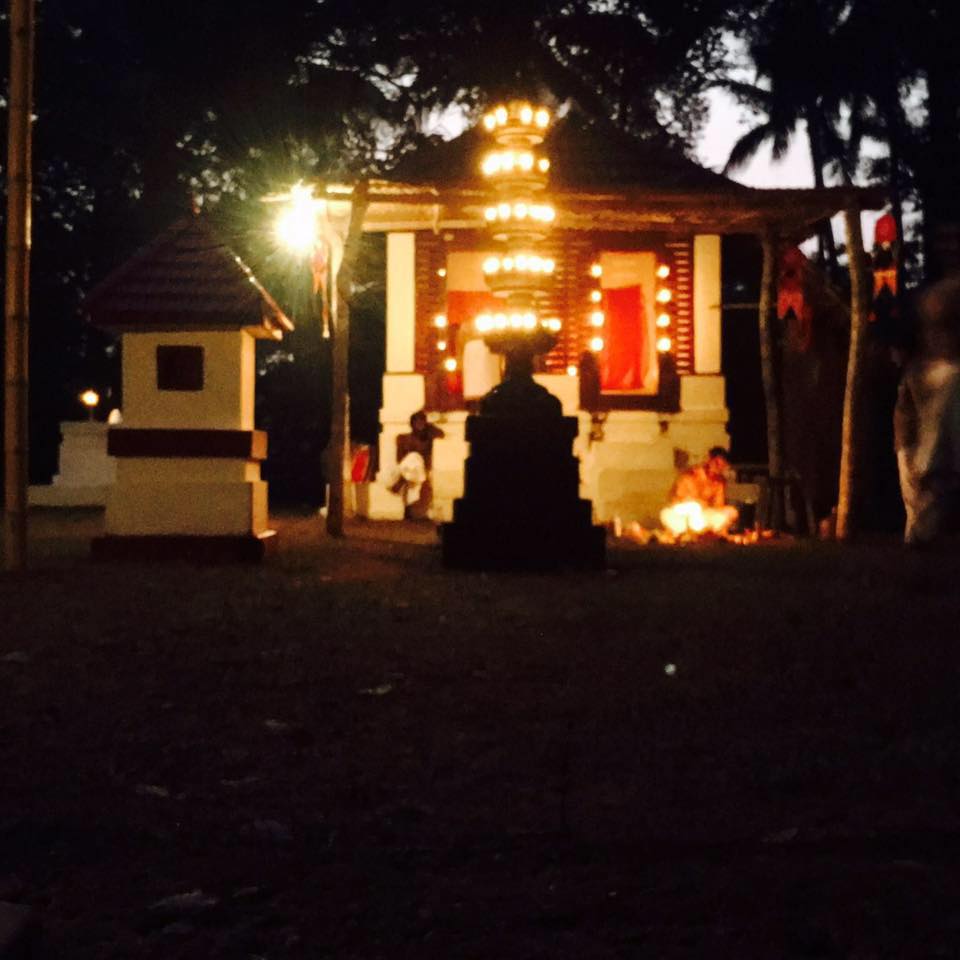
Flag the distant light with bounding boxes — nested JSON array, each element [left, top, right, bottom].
[[656, 288, 672, 303], [590, 263, 602, 278], [535, 108, 550, 128], [664, 663, 677, 676], [656, 313, 671, 328], [80, 389, 99, 408], [520, 104, 533, 125], [483, 114, 496, 131], [657, 264, 671, 279], [443, 357, 458, 372], [494, 105, 508, 125], [436, 340, 447, 351], [590, 336, 604, 352], [590, 311, 605, 327], [590, 290, 602, 303], [656, 336, 672, 352], [566, 364, 578, 377], [433, 314, 448, 328], [437, 267, 447, 278]]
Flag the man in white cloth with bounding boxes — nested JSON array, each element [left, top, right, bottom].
[[387, 410, 445, 519], [894, 272, 960, 545]]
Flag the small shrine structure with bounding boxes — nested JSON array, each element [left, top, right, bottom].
[[85, 216, 293, 561]]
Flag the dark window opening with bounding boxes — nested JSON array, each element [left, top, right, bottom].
[[157, 345, 204, 391]]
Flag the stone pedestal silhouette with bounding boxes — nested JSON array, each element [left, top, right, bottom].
[[441, 373, 605, 570]]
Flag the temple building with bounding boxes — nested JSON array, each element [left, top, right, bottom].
[[351, 108, 883, 525]]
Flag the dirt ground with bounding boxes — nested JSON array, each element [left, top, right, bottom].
[[2, 510, 960, 958]]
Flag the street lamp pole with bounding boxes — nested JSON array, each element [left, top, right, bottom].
[[271, 181, 368, 538]]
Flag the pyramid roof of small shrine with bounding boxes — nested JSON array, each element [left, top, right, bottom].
[[85, 215, 293, 338]]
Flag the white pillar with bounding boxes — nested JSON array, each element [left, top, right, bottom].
[[693, 234, 722, 374], [386, 232, 416, 372]]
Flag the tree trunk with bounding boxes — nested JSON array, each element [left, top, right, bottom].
[[3, 0, 35, 573], [807, 115, 838, 274], [325, 182, 369, 538], [758, 230, 785, 528], [836, 207, 871, 540]]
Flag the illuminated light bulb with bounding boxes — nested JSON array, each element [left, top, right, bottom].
[[656, 336, 673, 352], [515, 254, 529, 271], [544, 259, 555, 274], [519, 152, 534, 172], [494, 313, 508, 329], [274, 187, 318, 255], [498, 202, 511, 219], [589, 290, 602, 303], [433, 314, 448, 328], [485, 206, 497, 222], [657, 264, 671, 279], [437, 267, 447, 278], [656, 313, 671, 328], [482, 256, 501, 274], [436, 340, 447, 351], [80, 389, 99, 408], [503, 257, 514, 271], [590, 263, 602, 278], [566, 364, 578, 376], [523, 314, 537, 330], [513, 202, 529, 220], [443, 357, 458, 372], [481, 154, 499, 176], [520, 104, 534, 125], [590, 336, 605, 352], [535, 108, 550, 128], [483, 114, 496, 131], [656, 288, 672, 303], [538, 158, 550, 173], [502, 150, 516, 171], [476, 313, 493, 333], [543, 318, 562, 332], [509, 313, 522, 328], [528, 255, 542, 272], [494, 105, 508, 125], [590, 311, 605, 327]]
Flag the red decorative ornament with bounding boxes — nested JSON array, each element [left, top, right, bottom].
[[873, 212, 897, 249], [777, 246, 814, 351]]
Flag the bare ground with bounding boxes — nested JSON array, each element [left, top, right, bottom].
[[2, 510, 960, 958]]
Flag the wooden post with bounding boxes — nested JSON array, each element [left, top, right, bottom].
[[836, 206, 871, 540], [758, 229, 785, 528], [3, 0, 35, 572], [325, 182, 369, 538]]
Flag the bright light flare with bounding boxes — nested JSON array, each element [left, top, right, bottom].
[[80, 389, 99, 408], [274, 183, 319, 255]]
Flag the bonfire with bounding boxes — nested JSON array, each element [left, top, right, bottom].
[[614, 500, 780, 546]]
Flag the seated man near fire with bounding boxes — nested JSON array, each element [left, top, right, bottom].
[[388, 410, 445, 519], [660, 446, 739, 536]]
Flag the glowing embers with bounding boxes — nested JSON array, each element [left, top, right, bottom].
[[475, 311, 560, 334], [481, 150, 550, 178], [484, 202, 556, 225]]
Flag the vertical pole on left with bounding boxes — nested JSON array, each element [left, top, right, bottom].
[[3, 0, 35, 572]]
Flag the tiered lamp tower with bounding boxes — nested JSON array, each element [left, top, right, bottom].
[[441, 100, 606, 569]]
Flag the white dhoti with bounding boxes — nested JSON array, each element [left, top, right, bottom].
[[386, 452, 428, 505]]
